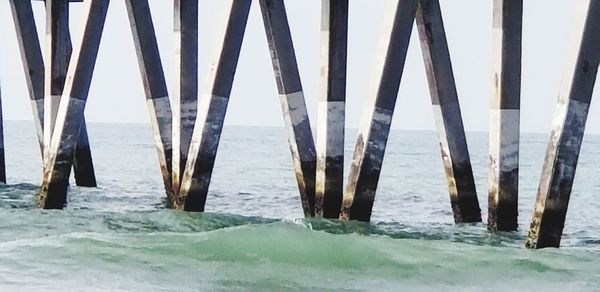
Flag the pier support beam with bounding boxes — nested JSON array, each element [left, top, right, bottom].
[[416, 0, 481, 223], [73, 121, 96, 187], [125, 0, 174, 203], [177, 0, 251, 211], [9, 0, 45, 149], [340, 0, 417, 222], [488, 0, 523, 231], [39, 0, 109, 209], [526, 0, 600, 249], [260, 0, 317, 217], [44, 0, 70, 160], [45, 0, 97, 187], [315, 0, 348, 219], [172, 0, 198, 194], [0, 85, 5, 183]]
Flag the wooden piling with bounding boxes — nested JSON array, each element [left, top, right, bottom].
[[45, 0, 97, 187], [526, 0, 600, 249], [172, 0, 198, 195], [177, 0, 251, 211], [125, 0, 175, 203], [39, 0, 109, 209], [259, 0, 317, 217], [488, 0, 523, 231], [315, 0, 348, 219], [340, 0, 417, 222], [416, 0, 481, 223]]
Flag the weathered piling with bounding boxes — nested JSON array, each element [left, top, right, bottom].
[[177, 0, 251, 211], [39, 0, 109, 209], [526, 0, 600, 249], [44, 0, 70, 161], [315, 0, 348, 219], [172, 0, 198, 195], [125, 0, 174, 202], [9, 0, 45, 149], [259, 0, 317, 217], [416, 0, 481, 223], [73, 121, 96, 187], [45, 0, 97, 187], [488, 0, 522, 231], [0, 85, 5, 183], [340, 0, 417, 222]]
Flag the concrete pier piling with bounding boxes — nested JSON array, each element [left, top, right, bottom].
[[2, 0, 597, 250], [315, 0, 348, 219], [172, 0, 198, 195], [526, 0, 600, 249], [73, 121, 96, 187], [9, 0, 45, 149], [0, 85, 5, 183], [416, 0, 481, 223], [488, 0, 522, 231], [340, 0, 417, 222], [45, 0, 97, 187], [260, 0, 317, 217], [125, 0, 175, 202], [38, 0, 109, 209], [44, 0, 70, 161], [177, 0, 251, 211]]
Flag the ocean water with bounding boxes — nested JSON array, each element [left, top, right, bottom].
[[1, 121, 600, 291]]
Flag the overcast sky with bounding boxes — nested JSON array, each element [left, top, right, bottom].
[[0, 0, 597, 134]]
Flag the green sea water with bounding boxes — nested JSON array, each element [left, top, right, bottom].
[[1, 122, 600, 290]]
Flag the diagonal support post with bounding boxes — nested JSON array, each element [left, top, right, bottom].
[[39, 0, 109, 209], [125, 0, 175, 203], [45, 0, 97, 187], [315, 0, 348, 219], [488, 0, 523, 231], [259, 0, 317, 217], [416, 0, 482, 223], [526, 0, 600, 249], [9, 0, 45, 149], [172, 0, 198, 195], [340, 0, 417, 222], [177, 0, 252, 211]]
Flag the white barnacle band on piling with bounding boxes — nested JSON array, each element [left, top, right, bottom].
[[259, 0, 317, 218], [488, 0, 522, 232], [416, 0, 481, 223], [39, 0, 109, 209], [315, 0, 348, 219], [177, 0, 252, 211], [340, 0, 417, 222], [125, 0, 175, 204], [526, 0, 600, 249]]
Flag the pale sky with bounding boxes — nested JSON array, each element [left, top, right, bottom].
[[0, 0, 598, 133]]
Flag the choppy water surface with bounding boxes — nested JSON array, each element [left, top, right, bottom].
[[1, 121, 600, 291]]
